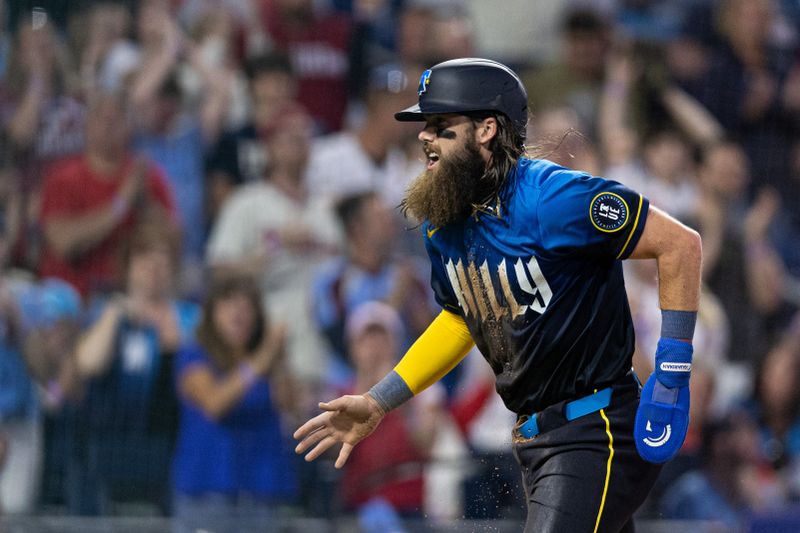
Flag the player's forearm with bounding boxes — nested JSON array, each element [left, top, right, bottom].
[[368, 310, 474, 413], [655, 229, 702, 313], [629, 207, 702, 313]]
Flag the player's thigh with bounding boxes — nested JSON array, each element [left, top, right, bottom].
[[517, 414, 660, 532], [520, 444, 611, 533]]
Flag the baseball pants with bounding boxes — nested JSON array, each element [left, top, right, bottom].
[[512, 373, 662, 533]]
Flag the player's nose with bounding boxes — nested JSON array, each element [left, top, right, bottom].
[[418, 126, 436, 143]]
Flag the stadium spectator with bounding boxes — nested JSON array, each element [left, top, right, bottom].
[[178, 5, 250, 130], [744, 315, 800, 474], [427, 2, 475, 65], [597, 47, 723, 222], [76, 2, 138, 95], [660, 410, 787, 528], [522, 7, 611, 137], [4, 17, 83, 167], [205, 52, 298, 217], [172, 272, 297, 532], [306, 63, 420, 206], [606, 128, 698, 221], [129, 12, 230, 284], [691, 140, 787, 364], [394, 0, 474, 72], [0, 203, 38, 514], [680, 0, 799, 197], [313, 191, 433, 369], [3, 17, 85, 270], [72, 221, 198, 514], [206, 107, 341, 386], [38, 92, 177, 298], [257, 0, 352, 133], [339, 301, 444, 517], [13, 278, 83, 514], [525, 106, 600, 176], [134, 70, 227, 286]]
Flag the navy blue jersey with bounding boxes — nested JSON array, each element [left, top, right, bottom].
[[424, 158, 649, 414]]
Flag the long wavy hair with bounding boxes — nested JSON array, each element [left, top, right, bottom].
[[196, 272, 266, 372], [465, 112, 527, 206]]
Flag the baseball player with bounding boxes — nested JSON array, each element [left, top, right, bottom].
[[294, 58, 701, 532]]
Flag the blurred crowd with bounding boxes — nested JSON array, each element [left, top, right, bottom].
[[0, 0, 799, 530]]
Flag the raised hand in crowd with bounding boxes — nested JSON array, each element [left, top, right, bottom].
[[742, 70, 778, 122], [7, 22, 60, 148], [743, 187, 785, 313]]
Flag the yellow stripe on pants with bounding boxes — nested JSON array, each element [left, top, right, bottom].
[[593, 407, 615, 533]]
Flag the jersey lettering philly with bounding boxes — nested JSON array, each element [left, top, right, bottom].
[[424, 158, 649, 415]]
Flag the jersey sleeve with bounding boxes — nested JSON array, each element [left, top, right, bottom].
[[422, 223, 463, 315], [536, 169, 649, 260]]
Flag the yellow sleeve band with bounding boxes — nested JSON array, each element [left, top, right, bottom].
[[394, 309, 475, 395]]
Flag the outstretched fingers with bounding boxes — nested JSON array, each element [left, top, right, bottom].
[[294, 426, 329, 455], [293, 411, 331, 441], [335, 443, 354, 469], [303, 435, 339, 462]]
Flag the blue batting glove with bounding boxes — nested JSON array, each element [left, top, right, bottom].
[[634, 338, 692, 464]]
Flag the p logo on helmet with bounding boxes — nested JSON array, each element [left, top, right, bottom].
[[418, 69, 432, 95]]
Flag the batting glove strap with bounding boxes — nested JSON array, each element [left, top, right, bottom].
[[654, 337, 692, 389]]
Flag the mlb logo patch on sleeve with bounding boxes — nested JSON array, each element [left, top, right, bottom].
[[590, 192, 629, 233]]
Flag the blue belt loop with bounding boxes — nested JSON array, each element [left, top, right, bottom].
[[519, 414, 539, 439], [565, 387, 612, 420], [518, 387, 612, 440]]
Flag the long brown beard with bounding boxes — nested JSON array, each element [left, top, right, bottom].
[[401, 138, 487, 227]]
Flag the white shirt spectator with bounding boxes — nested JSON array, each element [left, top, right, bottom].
[[306, 131, 420, 207], [206, 182, 342, 381]]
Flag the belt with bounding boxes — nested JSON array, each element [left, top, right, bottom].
[[518, 387, 613, 439]]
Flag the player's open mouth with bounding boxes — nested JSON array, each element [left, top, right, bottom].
[[426, 151, 440, 170]]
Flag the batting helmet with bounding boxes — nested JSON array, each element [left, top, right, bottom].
[[394, 58, 528, 137]]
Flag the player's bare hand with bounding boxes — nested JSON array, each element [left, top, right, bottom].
[[293, 394, 385, 469]]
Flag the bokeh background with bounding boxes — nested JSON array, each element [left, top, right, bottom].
[[0, 0, 799, 531]]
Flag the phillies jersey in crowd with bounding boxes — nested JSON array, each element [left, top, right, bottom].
[[424, 158, 650, 415]]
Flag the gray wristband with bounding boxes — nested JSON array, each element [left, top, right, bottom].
[[368, 371, 414, 414], [661, 309, 697, 340]]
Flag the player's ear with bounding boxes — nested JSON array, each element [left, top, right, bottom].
[[475, 117, 498, 146]]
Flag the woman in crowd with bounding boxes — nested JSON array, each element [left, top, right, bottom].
[[171, 272, 297, 532], [73, 220, 199, 514]]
